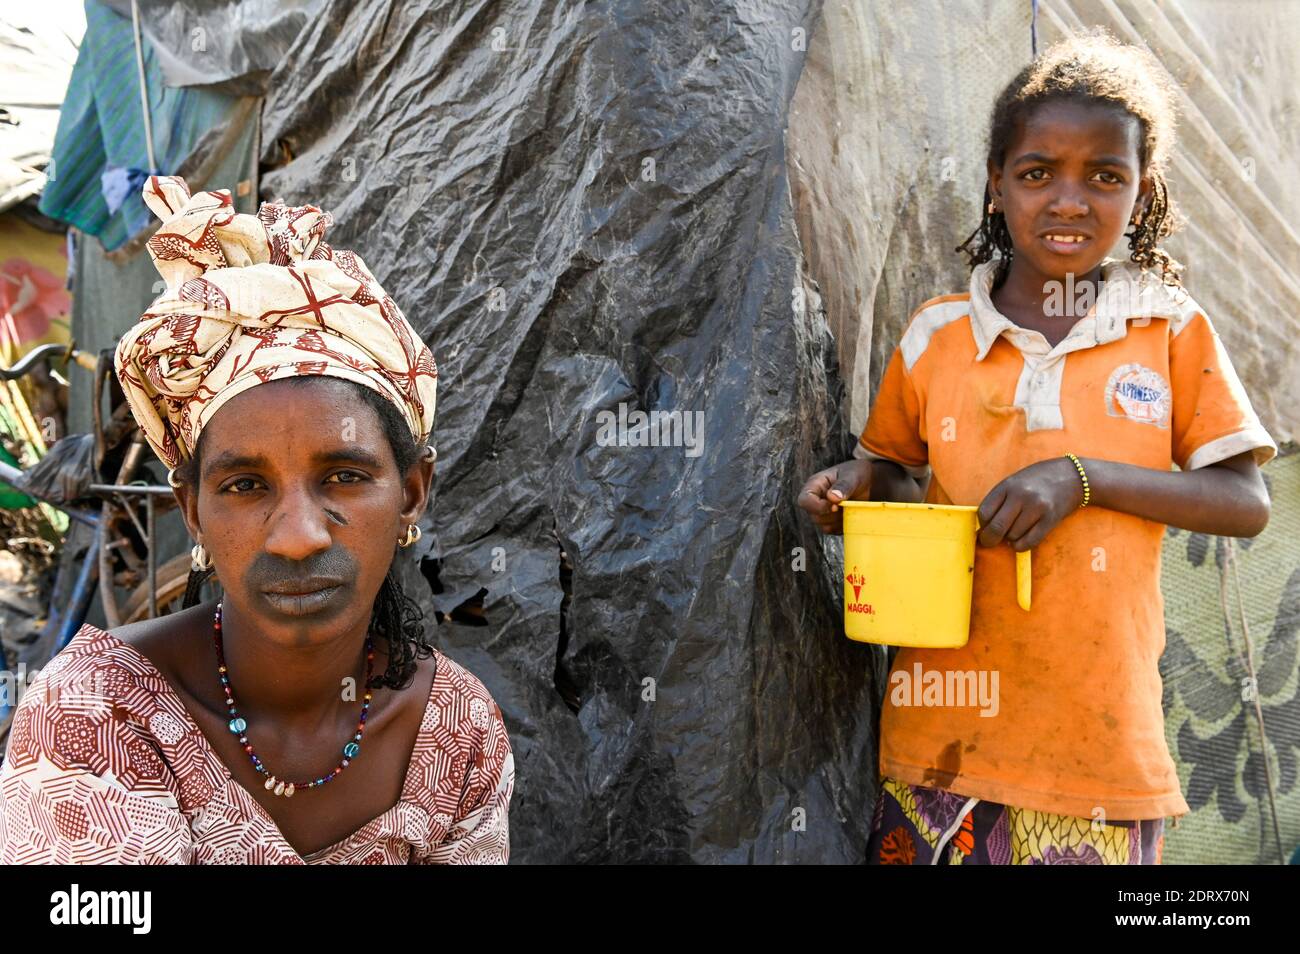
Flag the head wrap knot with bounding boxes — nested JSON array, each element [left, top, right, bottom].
[[114, 176, 437, 470]]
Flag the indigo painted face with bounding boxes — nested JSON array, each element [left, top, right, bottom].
[[989, 99, 1151, 292], [175, 376, 431, 647]]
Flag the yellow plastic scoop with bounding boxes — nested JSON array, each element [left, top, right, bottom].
[[974, 511, 1033, 612], [1015, 550, 1032, 611]]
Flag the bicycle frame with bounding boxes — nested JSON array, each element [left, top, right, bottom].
[[0, 346, 176, 724], [0, 456, 172, 638]]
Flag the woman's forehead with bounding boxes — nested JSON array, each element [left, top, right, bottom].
[[204, 377, 387, 444], [1010, 100, 1143, 160]]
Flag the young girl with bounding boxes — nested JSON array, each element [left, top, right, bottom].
[[797, 32, 1276, 865]]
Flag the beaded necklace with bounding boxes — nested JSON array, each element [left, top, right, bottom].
[[213, 601, 373, 797]]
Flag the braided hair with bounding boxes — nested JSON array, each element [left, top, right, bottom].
[[957, 30, 1184, 289], [176, 378, 435, 691]]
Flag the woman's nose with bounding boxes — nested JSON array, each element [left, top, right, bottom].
[[262, 487, 334, 562], [1047, 186, 1089, 218]]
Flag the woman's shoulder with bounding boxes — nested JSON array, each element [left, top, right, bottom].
[[911, 291, 973, 318], [891, 289, 978, 370], [426, 647, 507, 736], [1102, 259, 1204, 330], [3, 623, 181, 783], [407, 648, 513, 847], [899, 291, 974, 336], [0, 624, 198, 863], [20, 622, 166, 708]]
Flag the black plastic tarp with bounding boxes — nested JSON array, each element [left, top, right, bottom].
[[103, 0, 323, 95], [259, 0, 883, 863]]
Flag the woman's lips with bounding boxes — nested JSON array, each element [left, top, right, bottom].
[[1040, 232, 1092, 255], [261, 585, 343, 616]]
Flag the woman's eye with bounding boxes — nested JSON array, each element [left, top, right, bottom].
[[1093, 170, 1122, 184], [325, 471, 366, 485], [223, 477, 261, 494], [1022, 168, 1049, 181]]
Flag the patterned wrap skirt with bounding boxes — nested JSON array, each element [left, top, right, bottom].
[[866, 776, 1166, 865]]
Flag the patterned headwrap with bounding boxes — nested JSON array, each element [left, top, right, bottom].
[[114, 176, 437, 471]]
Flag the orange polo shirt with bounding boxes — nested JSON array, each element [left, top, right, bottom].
[[856, 259, 1277, 820]]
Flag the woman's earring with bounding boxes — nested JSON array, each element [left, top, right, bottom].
[[398, 524, 422, 548], [987, 201, 997, 215], [191, 542, 213, 572], [167, 468, 183, 489], [422, 445, 437, 463]]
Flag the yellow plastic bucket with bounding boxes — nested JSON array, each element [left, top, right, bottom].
[[839, 500, 1031, 648]]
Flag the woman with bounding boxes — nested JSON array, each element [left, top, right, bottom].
[[0, 176, 513, 864]]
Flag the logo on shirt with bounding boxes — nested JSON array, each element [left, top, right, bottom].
[[845, 566, 874, 615], [1104, 363, 1171, 428]]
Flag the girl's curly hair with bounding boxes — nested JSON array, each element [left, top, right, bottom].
[[176, 378, 434, 692], [957, 30, 1184, 288]]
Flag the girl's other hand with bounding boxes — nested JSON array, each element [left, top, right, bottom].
[[797, 458, 874, 535], [977, 457, 1085, 551]]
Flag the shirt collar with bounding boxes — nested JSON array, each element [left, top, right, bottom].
[[968, 258, 1185, 361]]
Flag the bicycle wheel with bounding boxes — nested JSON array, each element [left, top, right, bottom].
[[118, 552, 218, 623]]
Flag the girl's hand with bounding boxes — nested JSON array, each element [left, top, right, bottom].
[[977, 457, 1085, 551], [797, 458, 875, 535]]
